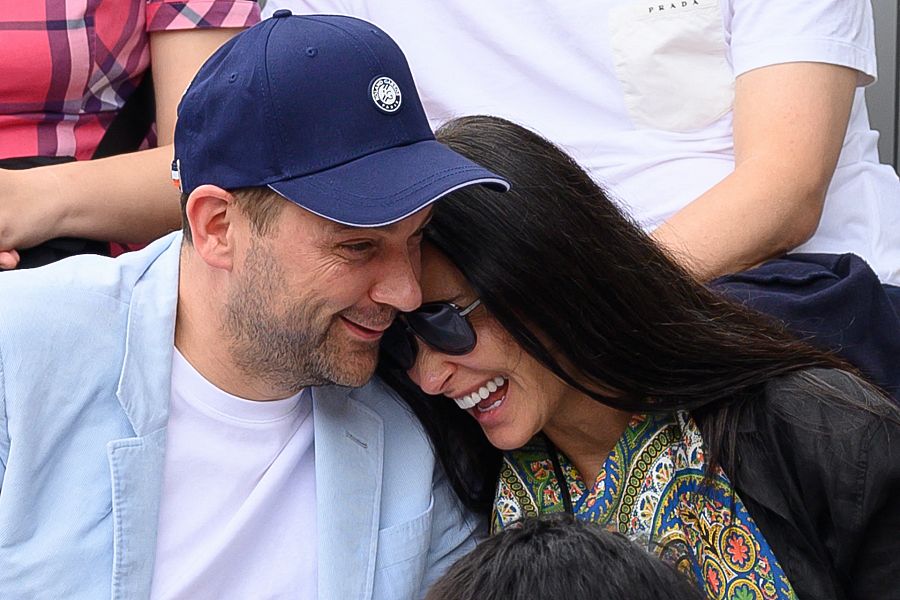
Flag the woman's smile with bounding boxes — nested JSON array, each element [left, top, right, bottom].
[[452, 376, 508, 410]]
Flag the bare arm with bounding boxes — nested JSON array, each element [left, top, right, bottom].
[[0, 28, 242, 269], [651, 62, 858, 281]]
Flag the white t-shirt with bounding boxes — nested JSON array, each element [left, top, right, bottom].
[[149, 349, 316, 600], [272, 0, 900, 283]]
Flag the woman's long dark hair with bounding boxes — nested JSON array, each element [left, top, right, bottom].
[[378, 115, 886, 515]]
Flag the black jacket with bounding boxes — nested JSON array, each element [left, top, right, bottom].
[[730, 369, 900, 600]]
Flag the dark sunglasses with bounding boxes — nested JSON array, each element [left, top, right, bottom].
[[381, 299, 481, 370]]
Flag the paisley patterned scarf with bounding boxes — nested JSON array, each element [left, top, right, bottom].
[[492, 412, 797, 600]]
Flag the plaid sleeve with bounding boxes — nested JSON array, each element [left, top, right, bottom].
[[146, 0, 261, 32]]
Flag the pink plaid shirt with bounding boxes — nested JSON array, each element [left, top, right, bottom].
[[0, 0, 260, 160]]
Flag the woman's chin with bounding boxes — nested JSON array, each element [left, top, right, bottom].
[[470, 387, 538, 450], [483, 426, 533, 451]]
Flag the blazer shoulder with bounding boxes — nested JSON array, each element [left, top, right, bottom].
[[0, 233, 181, 322]]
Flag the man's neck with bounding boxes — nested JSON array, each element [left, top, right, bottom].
[[175, 257, 291, 402]]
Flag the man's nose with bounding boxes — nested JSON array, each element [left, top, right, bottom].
[[370, 248, 422, 312], [408, 343, 454, 396]]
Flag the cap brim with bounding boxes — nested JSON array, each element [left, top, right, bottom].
[[268, 139, 509, 227]]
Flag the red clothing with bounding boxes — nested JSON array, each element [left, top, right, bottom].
[[0, 0, 260, 160]]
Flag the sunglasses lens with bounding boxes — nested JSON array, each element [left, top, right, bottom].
[[380, 321, 416, 371], [406, 304, 477, 355]]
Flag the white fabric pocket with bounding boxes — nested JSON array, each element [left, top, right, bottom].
[[609, 0, 734, 132]]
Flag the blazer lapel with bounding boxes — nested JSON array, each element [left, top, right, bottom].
[[313, 385, 384, 600], [107, 430, 168, 600], [109, 235, 181, 598]]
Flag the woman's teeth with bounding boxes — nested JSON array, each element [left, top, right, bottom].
[[453, 376, 507, 410]]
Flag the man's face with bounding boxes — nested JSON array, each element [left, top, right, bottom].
[[223, 201, 430, 395]]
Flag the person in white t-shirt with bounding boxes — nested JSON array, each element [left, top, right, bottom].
[[0, 13, 509, 599], [272, 0, 900, 284]]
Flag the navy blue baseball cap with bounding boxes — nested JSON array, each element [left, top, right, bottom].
[[173, 12, 509, 227]]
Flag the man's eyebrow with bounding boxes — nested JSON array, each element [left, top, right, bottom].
[[328, 223, 366, 234]]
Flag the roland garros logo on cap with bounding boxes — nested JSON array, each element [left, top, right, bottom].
[[370, 76, 402, 113]]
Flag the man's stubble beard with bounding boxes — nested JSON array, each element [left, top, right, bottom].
[[222, 239, 383, 395]]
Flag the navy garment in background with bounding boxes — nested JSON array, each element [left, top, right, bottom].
[[712, 253, 900, 402]]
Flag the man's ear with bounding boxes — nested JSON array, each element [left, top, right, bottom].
[[185, 185, 240, 271]]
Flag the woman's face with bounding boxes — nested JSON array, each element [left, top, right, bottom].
[[407, 245, 576, 450]]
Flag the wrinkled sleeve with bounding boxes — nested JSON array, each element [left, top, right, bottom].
[[849, 401, 900, 599], [419, 460, 485, 599], [762, 370, 900, 599], [727, 0, 876, 85], [146, 0, 260, 33]]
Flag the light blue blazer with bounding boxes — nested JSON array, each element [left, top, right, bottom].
[[0, 233, 480, 599]]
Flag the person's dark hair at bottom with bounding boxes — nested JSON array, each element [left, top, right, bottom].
[[425, 514, 704, 600]]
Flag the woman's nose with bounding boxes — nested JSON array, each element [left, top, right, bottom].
[[407, 342, 454, 396]]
